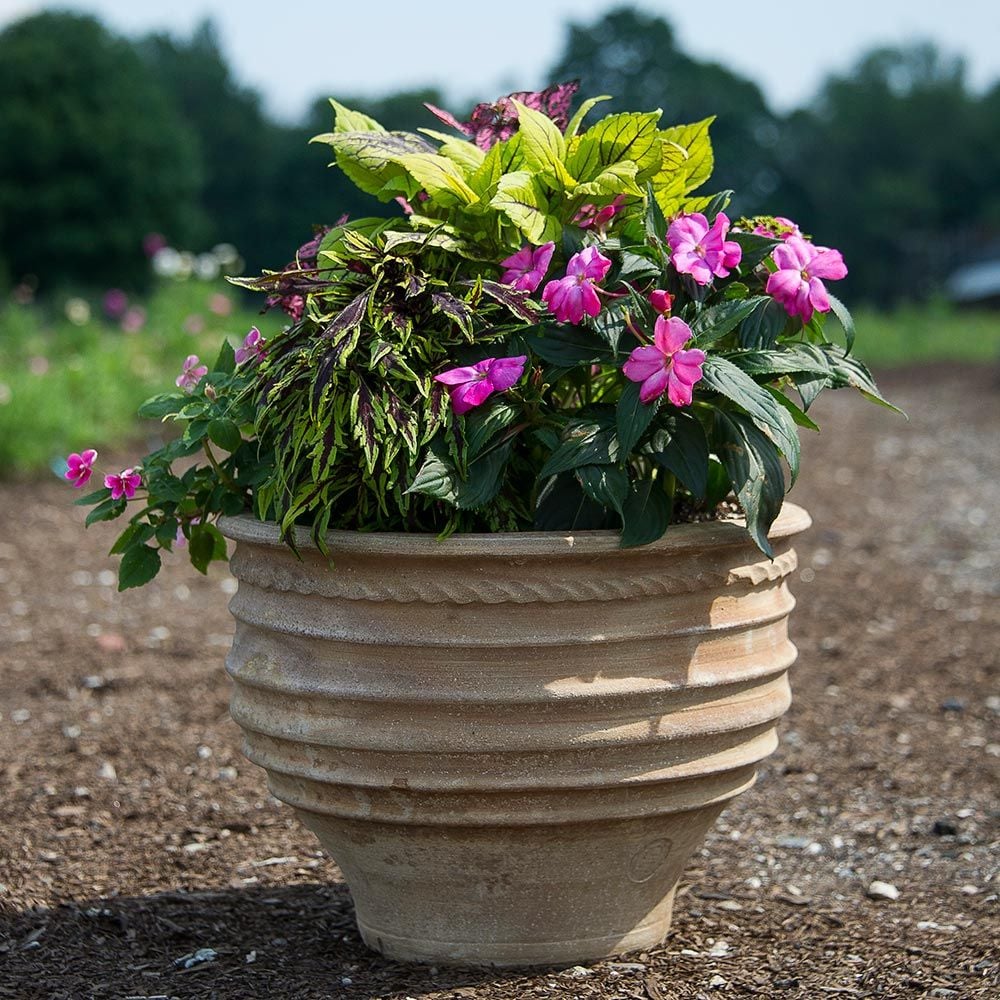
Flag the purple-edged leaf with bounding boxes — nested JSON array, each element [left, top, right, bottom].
[[322, 289, 371, 338], [467, 280, 541, 323], [431, 292, 474, 334]]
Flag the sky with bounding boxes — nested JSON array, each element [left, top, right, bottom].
[[2, 0, 999, 121]]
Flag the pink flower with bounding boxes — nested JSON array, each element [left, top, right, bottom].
[[765, 235, 848, 323], [208, 293, 232, 317], [102, 289, 128, 319], [142, 232, 166, 257], [668, 212, 742, 285], [235, 327, 267, 366], [622, 315, 706, 406], [753, 216, 801, 240], [176, 354, 208, 393], [120, 306, 146, 333], [434, 355, 527, 415], [65, 449, 98, 489], [542, 247, 613, 324], [648, 289, 673, 314], [104, 468, 142, 501], [499, 242, 555, 293], [574, 195, 626, 233]]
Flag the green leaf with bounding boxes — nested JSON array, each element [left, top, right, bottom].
[[564, 95, 612, 139], [576, 464, 628, 516], [699, 356, 801, 482], [652, 117, 715, 215], [691, 296, 770, 347], [729, 232, 780, 271], [145, 472, 187, 503], [714, 411, 786, 557], [489, 171, 560, 244], [213, 339, 236, 375], [118, 544, 162, 591], [109, 522, 155, 555], [573, 160, 642, 198], [525, 324, 611, 367], [86, 497, 126, 526], [464, 400, 521, 457], [188, 523, 228, 575], [822, 346, 905, 414], [616, 380, 658, 455], [649, 412, 709, 497], [766, 387, 820, 431], [407, 443, 458, 503], [311, 129, 432, 201], [738, 297, 789, 349], [540, 419, 619, 478], [729, 343, 830, 377], [826, 292, 855, 353], [534, 472, 608, 530], [329, 99, 386, 134], [643, 181, 668, 241], [137, 393, 185, 420], [207, 418, 243, 453], [455, 442, 511, 509], [569, 111, 663, 183], [620, 475, 672, 548], [396, 153, 480, 206], [155, 519, 179, 550], [74, 487, 112, 506], [511, 100, 575, 189]]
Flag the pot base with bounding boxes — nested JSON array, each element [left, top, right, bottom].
[[300, 803, 724, 968]]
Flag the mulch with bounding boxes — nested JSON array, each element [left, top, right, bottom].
[[0, 365, 997, 998]]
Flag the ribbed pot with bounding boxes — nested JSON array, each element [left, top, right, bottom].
[[220, 503, 811, 967]]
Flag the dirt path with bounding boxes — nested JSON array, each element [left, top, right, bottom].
[[1, 367, 997, 999]]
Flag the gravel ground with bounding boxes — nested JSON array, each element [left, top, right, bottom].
[[0, 366, 997, 999]]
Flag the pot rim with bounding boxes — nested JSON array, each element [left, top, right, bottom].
[[219, 502, 810, 558]]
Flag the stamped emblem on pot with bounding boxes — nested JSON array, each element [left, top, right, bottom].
[[627, 836, 674, 883]]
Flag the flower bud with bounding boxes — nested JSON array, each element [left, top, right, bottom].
[[649, 289, 673, 314]]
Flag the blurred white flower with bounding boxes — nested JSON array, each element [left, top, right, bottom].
[[64, 297, 91, 325]]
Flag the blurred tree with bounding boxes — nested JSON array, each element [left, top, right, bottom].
[[0, 12, 202, 291], [776, 44, 987, 303], [548, 7, 782, 213]]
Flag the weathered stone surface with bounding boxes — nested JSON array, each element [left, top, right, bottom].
[[221, 504, 811, 966]]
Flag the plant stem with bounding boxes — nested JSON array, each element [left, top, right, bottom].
[[202, 440, 240, 493]]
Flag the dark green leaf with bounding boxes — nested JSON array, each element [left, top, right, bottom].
[[207, 418, 243, 453], [738, 297, 788, 350], [826, 293, 855, 353], [616, 251, 661, 283], [407, 444, 458, 502], [714, 410, 787, 557], [650, 412, 709, 497], [534, 472, 608, 530], [188, 523, 228, 575], [145, 472, 187, 503], [155, 519, 179, 550], [729, 231, 780, 270], [576, 464, 628, 515], [766, 387, 820, 431], [691, 296, 770, 347], [700, 356, 801, 482], [85, 497, 126, 526], [620, 476, 672, 547], [109, 522, 155, 555], [703, 189, 734, 221], [525, 324, 612, 367], [728, 343, 831, 377], [793, 373, 827, 411], [540, 419, 619, 478], [616, 379, 657, 455], [822, 346, 905, 414], [704, 458, 731, 508], [464, 400, 521, 457], [74, 487, 112, 506], [643, 181, 668, 241], [118, 544, 161, 591], [213, 339, 236, 374], [137, 393, 186, 420], [455, 442, 511, 509]]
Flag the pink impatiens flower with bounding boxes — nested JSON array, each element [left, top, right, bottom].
[[668, 212, 742, 285], [65, 449, 98, 489], [542, 246, 613, 324], [434, 355, 527, 415], [765, 235, 848, 323], [753, 216, 801, 240], [104, 468, 142, 501], [499, 242, 555, 293], [573, 195, 626, 234], [176, 354, 208, 393], [235, 326, 267, 365], [622, 315, 706, 406], [648, 289, 674, 314]]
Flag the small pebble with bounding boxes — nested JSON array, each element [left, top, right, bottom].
[[867, 880, 900, 901], [708, 939, 731, 957], [776, 835, 813, 850], [97, 761, 117, 782], [959, 884, 979, 895], [709, 974, 727, 988], [940, 697, 965, 712], [565, 966, 591, 979]]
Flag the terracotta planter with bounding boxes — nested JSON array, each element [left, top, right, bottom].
[[220, 503, 810, 967]]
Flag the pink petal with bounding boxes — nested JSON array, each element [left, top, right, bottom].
[[500, 245, 533, 272], [667, 214, 708, 250], [808, 247, 847, 280], [623, 345, 665, 382], [654, 315, 693, 356], [774, 237, 811, 271], [485, 355, 527, 392], [450, 379, 494, 414], [808, 276, 831, 314], [639, 368, 670, 404], [721, 240, 742, 270], [579, 281, 602, 318], [666, 371, 695, 407], [766, 268, 806, 301], [434, 364, 484, 385], [81, 449, 97, 465], [671, 359, 705, 387]]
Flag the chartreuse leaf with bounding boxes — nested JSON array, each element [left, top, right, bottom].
[[310, 130, 431, 201], [396, 153, 479, 206], [714, 411, 786, 557], [652, 117, 715, 215], [569, 111, 663, 183], [489, 171, 560, 243], [540, 419, 619, 478], [564, 95, 612, 139], [616, 380, 658, 455], [573, 160, 642, 198], [329, 99, 386, 134], [699, 356, 801, 483], [511, 100, 576, 189], [418, 130, 486, 172], [620, 475, 672, 548], [691, 296, 770, 347], [576, 464, 629, 516], [649, 412, 709, 497], [118, 544, 161, 591]]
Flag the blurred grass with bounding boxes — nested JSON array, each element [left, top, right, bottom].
[[1, 286, 999, 476], [0, 280, 268, 475]]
